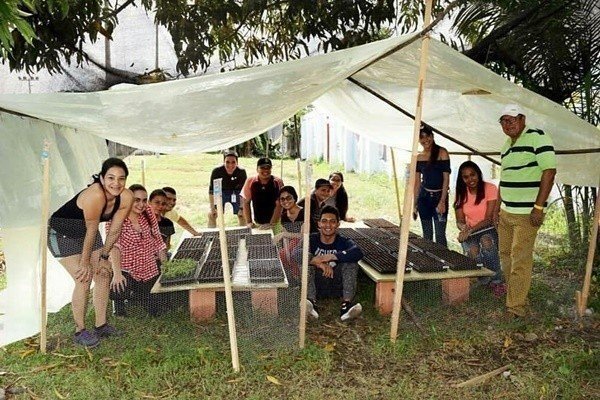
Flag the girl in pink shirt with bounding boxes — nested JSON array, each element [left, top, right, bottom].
[[454, 161, 505, 296]]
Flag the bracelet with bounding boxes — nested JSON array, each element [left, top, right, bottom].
[[533, 204, 544, 211]]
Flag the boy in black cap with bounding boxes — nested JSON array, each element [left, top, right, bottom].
[[207, 150, 247, 227], [297, 178, 333, 232], [240, 157, 284, 228]]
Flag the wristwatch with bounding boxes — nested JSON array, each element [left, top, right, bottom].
[[100, 253, 109, 261]]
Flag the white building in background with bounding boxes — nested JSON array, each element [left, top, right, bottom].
[[301, 109, 409, 176], [301, 108, 500, 192]]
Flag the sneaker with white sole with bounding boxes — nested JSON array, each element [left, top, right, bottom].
[[306, 299, 319, 319], [340, 301, 362, 321]]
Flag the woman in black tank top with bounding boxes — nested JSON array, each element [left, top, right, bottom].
[[47, 158, 134, 347]]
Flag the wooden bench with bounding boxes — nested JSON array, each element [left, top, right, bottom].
[[359, 261, 494, 315]]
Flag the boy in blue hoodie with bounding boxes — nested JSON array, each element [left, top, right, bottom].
[[306, 205, 364, 321]]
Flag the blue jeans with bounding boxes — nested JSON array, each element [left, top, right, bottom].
[[461, 228, 502, 284], [417, 189, 448, 247]]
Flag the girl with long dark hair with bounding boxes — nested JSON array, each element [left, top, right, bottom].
[[327, 171, 355, 222], [48, 157, 134, 347], [413, 125, 450, 246], [274, 186, 305, 283], [454, 161, 505, 296]]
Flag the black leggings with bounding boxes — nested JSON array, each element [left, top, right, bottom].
[[110, 272, 160, 316]]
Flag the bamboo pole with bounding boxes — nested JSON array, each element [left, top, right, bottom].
[[39, 141, 50, 354], [296, 158, 302, 197], [390, 147, 403, 222], [280, 156, 284, 180], [298, 162, 312, 348], [141, 158, 146, 188], [452, 365, 511, 388], [390, 0, 434, 342], [576, 182, 600, 316], [214, 178, 240, 371]]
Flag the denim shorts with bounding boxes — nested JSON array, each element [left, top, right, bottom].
[[47, 227, 103, 258]]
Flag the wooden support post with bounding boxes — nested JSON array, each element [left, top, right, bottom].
[[280, 156, 284, 181], [390, 147, 403, 222], [576, 183, 600, 316], [299, 162, 312, 348], [141, 158, 146, 188], [39, 141, 50, 354], [390, 0, 434, 342], [296, 159, 302, 198], [214, 178, 240, 372]]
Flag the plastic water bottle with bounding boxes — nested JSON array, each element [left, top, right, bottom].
[[437, 211, 446, 222]]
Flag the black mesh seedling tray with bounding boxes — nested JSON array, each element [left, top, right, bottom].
[[338, 228, 365, 240], [206, 244, 237, 262], [246, 245, 279, 260], [178, 236, 211, 251], [409, 237, 481, 270], [383, 226, 401, 235], [160, 260, 202, 286], [363, 218, 399, 229], [356, 227, 395, 242], [353, 237, 411, 274], [407, 248, 449, 273], [172, 249, 206, 261], [245, 233, 273, 246], [248, 259, 286, 283], [197, 260, 231, 283]]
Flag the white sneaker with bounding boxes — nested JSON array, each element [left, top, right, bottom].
[[340, 302, 362, 322], [306, 299, 319, 319]]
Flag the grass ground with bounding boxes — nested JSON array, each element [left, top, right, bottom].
[[0, 154, 598, 399]]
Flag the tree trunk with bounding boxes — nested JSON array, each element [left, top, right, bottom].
[[562, 184, 581, 248]]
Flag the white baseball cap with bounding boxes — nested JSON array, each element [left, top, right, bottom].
[[501, 104, 525, 117]]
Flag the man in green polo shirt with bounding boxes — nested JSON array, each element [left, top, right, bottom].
[[495, 104, 556, 318]]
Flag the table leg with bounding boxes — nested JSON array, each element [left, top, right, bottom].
[[251, 289, 278, 316], [442, 278, 470, 305], [375, 281, 395, 315], [189, 289, 216, 322]]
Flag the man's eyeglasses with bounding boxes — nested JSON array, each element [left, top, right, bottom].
[[498, 116, 520, 125]]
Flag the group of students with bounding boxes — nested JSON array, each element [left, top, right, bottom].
[[46, 104, 555, 349], [47, 154, 362, 348], [210, 152, 364, 321], [414, 125, 504, 295], [210, 151, 354, 231]]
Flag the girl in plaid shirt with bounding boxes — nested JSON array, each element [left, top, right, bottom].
[[109, 184, 167, 317]]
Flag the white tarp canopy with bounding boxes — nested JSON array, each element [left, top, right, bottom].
[[0, 34, 598, 186], [1, 33, 599, 346]]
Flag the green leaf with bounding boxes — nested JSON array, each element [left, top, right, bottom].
[[21, 0, 36, 13], [0, 25, 14, 51], [12, 17, 36, 43]]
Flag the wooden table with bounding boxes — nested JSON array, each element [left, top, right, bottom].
[[359, 261, 494, 315], [152, 230, 288, 322]]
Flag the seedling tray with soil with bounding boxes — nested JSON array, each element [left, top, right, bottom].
[[160, 258, 201, 286]]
